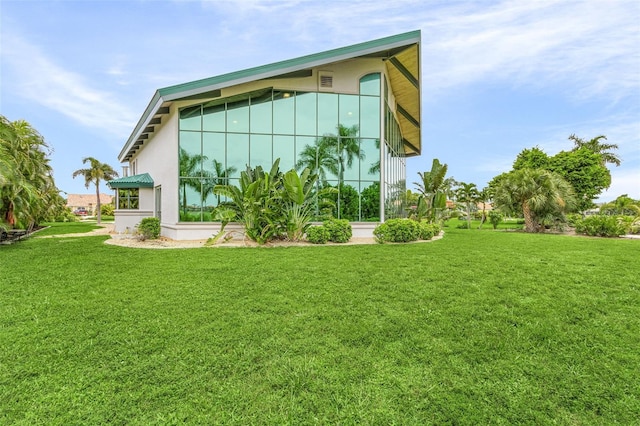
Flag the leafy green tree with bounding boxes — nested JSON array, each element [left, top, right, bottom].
[[569, 134, 621, 167], [455, 182, 480, 230], [360, 182, 381, 221], [548, 148, 611, 212], [513, 146, 550, 170], [493, 168, 577, 233], [72, 157, 118, 224]]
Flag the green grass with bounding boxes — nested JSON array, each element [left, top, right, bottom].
[[34, 222, 101, 236], [1, 229, 639, 424]]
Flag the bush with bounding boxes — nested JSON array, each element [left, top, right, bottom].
[[574, 215, 626, 237], [306, 226, 330, 244], [138, 217, 160, 240], [323, 219, 352, 243], [101, 203, 115, 216], [373, 219, 418, 243], [565, 213, 582, 227], [418, 221, 440, 240], [488, 211, 503, 230]]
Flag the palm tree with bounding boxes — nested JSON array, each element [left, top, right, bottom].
[[455, 182, 480, 229], [318, 124, 364, 183], [1, 116, 59, 229], [178, 148, 207, 217], [493, 168, 576, 233], [569, 134, 621, 167], [72, 157, 118, 224], [202, 159, 237, 205], [295, 138, 338, 186]]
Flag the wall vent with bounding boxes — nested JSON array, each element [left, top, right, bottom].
[[318, 72, 334, 90]]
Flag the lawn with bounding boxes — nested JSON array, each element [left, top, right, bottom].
[[1, 226, 639, 424]]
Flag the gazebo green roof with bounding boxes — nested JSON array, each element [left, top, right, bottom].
[[107, 173, 154, 189]]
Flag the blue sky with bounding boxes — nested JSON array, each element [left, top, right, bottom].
[[1, 0, 638, 202]]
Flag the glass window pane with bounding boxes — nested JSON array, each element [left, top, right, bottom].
[[360, 96, 380, 138], [179, 105, 201, 131], [361, 138, 380, 180], [202, 132, 226, 176], [340, 137, 360, 182], [317, 93, 338, 136], [250, 134, 272, 170], [250, 91, 272, 134], [179, 131, 202, 177], [273, 90, 294, 135], [201, 178, 219, 213], [273, 135, 295, 172], [179, 177, 203, 222], [203, 103, 225, 132], [360, 73, 380, 96], [227, 99, 249, 133], [360, 181, 380, 221], [339, 94, 359, 129], [295, 92, 316, 136], [227, 133, 249, 175]]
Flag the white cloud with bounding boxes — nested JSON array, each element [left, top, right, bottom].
[[2, 33, 136, 139], [422, 0, 640, 101]]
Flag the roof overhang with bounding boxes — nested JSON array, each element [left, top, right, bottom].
[[107, 173, 154, 189], [118, 30, 421, 162]]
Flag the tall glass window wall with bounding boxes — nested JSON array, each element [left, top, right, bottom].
[[383, 104, 407, 219], [178, 74, 383, 222]]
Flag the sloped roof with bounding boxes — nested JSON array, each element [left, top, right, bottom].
[[107, 173, 154, 189], [119, 30, 421, 162]]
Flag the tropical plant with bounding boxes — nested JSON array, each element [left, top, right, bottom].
[[206, 205, 237, 245], [214, 159, 284, 244], [413, 159, 449, 223], [455, 182, 480, 230], [493, 168, 577, 233], [600, 194, 640, 216], [72, 157, 118, 224], [282, 168, 319, 241], [574, 215, 626, 237], [569, 134, 621, 167], [1, 116, 64, 229]]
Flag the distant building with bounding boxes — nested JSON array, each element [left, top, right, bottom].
[[66, 193, 113, 215]]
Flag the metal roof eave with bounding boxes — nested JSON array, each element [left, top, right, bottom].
[[119, 30, 421, 163], [107, 173, 154, 189]]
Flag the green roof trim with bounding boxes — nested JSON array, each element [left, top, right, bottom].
[[119, 30, 421, 162], [158, 30, 421, 99], [107, 173, 154, 189]]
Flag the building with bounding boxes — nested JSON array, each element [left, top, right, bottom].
[[66, 193, 113, 215], [108, 31, 422, 240]]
